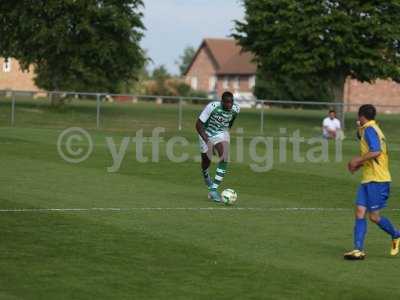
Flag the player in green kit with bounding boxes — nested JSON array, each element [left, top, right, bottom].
[[195, 91, 240, 202]]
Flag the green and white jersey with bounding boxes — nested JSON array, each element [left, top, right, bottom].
[[199, 101, 240, 137]]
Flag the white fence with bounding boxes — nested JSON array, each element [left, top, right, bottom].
[[1, 89, 399, 132]]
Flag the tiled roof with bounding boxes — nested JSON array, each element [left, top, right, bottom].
[[185, 38, 257, 75]]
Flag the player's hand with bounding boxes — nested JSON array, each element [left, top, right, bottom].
[[348, 157, 363, 174], [347, 162, 357, 173]]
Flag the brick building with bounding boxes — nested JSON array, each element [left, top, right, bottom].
[[184, 38, 257, 101], [344, 79, 400, 112], [0, 57, 39, 92], [185, 38, 400, 112]]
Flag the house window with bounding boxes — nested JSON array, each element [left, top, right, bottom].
[[223, 76, 229, 89], [249, 75, 256, 89], [191, 77, 198, 90], [209, 76, 217, 91], [233, 76, 240, 90], [3, 58, 11, 72]]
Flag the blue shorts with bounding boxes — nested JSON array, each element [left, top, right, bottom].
[[356, 182, 391, 212]]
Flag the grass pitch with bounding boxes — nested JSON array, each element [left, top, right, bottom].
[[1, 99, 400, 299]]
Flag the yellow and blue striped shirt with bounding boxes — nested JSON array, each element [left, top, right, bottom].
[[358, 120, 391, 183]]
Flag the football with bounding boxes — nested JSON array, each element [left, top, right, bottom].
[[221, 189, 238, 205]]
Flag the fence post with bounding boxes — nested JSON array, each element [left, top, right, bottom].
[[340, 103, 346, 130], [178, 98, 183, 131], [11, 91, 15, 126], [334, 102, 345, 130], [48, 91, 54, 107], [96, 94, 101, 129], [260, 100, 264, 134]]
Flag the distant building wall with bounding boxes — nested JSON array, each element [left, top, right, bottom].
[[185, 47, 217, 93], [0, 58, 40, 91], [215, 75, 255, 98], [344, 78, 400, 113]]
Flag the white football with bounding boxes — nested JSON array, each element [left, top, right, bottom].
[[221, 189, 238, 205]]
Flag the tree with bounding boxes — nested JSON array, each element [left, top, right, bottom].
[[152, 65, 171, 81], [176, 46, 196, 76], [254, 71, 332, 101], [145, 65, 207, 97], [119, 52, 151, 94], [0, 0, 145, 93], [151, 65, 171, 95], [234, 1, 400, 107]]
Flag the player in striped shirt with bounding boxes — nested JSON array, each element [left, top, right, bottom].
[[195, 91, 240, 202]]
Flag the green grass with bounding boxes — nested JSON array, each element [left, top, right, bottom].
[[1, 98, 400, 299]]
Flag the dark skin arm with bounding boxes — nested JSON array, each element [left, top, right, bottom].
[[196, 119, 209, 143], [229, 115, 237, 128]]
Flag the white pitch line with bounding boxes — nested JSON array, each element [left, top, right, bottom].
[[1, 207, 400, 213]]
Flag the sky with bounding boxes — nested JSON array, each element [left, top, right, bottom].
[[141, 0, 245, 75]]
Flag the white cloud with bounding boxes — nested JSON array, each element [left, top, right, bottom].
[[141, 0, 244, 74]]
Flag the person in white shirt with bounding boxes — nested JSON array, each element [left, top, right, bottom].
[[322, 110, 341, 139]]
